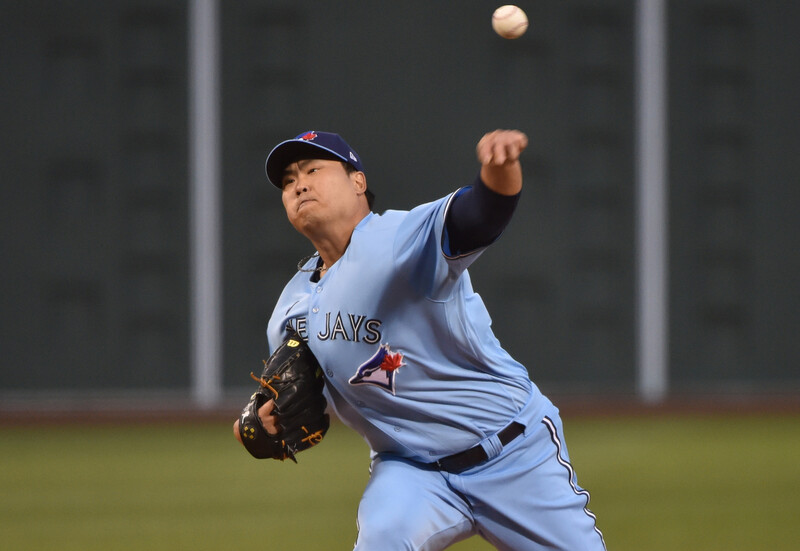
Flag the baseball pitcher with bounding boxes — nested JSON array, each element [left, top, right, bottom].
[[233, 129, 606, 550]]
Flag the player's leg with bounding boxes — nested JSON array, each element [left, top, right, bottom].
[[452, 411, 606, 551], [353, 455, 475, 551]]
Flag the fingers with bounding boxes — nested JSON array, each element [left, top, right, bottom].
[[233, 419, 243, 444], [233, 399, 279, 446], [257, 399, 275, 417], [476, 129, 529, 166], [258, 399, 280, 435]]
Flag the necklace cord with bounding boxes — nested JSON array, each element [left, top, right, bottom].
[[296, 252, 327, 273]]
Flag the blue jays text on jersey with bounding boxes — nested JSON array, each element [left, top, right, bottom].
[[285, 311, 383, 344]]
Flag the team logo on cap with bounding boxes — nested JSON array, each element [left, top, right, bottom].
[[348, 344, 405, 395], [300, 131, 318, 141]]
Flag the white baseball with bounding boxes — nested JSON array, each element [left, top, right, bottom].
[[492, 5, 529, 39]]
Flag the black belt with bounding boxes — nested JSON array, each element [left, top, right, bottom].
[[430, 422, 525, 474]]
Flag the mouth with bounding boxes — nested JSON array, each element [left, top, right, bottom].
[[297, 198, 315, 212]]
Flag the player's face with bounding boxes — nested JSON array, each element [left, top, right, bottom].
[[280, 158, 366, 235]]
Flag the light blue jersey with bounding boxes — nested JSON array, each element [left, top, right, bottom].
[[267, 190, 605, 550], [267, 192, 545, 463]]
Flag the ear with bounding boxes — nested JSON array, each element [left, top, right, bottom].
[[351, 171, 367, 194]]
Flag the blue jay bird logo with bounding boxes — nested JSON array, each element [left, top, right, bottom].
[[349, 344, 405, 395]]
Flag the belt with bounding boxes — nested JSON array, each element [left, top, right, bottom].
[[430, 422, 525, 474]]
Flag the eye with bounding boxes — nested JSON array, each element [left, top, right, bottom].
[[307, 167, 319, 175], [281, 176, 295, 189]]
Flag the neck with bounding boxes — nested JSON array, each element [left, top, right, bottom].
[[304, 211, 368, 268]]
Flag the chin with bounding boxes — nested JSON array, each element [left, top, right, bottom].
[[290, 215, 317, 235]]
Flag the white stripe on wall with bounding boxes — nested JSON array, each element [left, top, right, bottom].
[[189, 0, 222, 407], [635, 0, 669, 402]]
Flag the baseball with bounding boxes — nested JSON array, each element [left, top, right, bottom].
[[492, 5, 529, 39]]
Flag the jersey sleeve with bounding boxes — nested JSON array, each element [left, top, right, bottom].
[[443, 175, 521, 256]]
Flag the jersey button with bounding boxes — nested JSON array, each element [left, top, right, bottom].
[[316, 286, 323, 293], [312, 307, 319, 313], [326, 369, 334, 377]]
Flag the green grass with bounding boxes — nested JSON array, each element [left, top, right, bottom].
[[560, 414, 800, 551], [1, 413, 798, 550]]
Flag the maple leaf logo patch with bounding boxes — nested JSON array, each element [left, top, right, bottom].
[[349, 344, 405, 395]]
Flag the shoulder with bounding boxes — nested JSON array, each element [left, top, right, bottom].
[[357, 194, 456, 231]]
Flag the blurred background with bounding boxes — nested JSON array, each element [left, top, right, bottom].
[[0, 0, 800, 408], [2, 2, 799, 550], [1, 0, 797, 411]]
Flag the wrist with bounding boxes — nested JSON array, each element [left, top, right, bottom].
[[480, 161, 523, 196]]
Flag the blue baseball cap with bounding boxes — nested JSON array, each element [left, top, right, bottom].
[[265, 131, 374, 208], [265, 130, 366, 187]]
